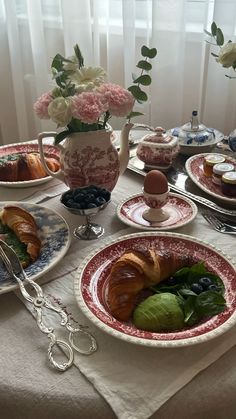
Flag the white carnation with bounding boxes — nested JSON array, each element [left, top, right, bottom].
[[48, 97, 72, 127]]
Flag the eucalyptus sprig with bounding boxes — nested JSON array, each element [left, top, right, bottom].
[[204, 22, 236, 79], [204, 21, 224, 53], [127, 45, 157, 120]]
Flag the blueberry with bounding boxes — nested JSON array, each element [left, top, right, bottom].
[[95, 196, 106, 206], [84, 193, 95, 203], [101, 191, 111, 201], [66, 198, 75, 207], [190, 283, 204, 294], [62, 191, 73, 202], [165, 276, 177, 286], [74, 188, 85, 196], [74, 193, 85, 203], [208, 284, 220, 292], [87, 203, 97, 209], [79, 202, 86, 209], [199, 277, 213, 290], [89, 188, 99, 197]]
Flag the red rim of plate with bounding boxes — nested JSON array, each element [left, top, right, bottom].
[[185, 153, 236, 204], [0, 142, 60, 186], [74, 232, 236, 348], [116, 193, 198, 231]]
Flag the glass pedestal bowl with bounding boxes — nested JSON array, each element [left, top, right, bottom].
[[60, 188, 111, 240]]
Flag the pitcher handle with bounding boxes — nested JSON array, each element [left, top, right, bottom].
[[38, 132, 65, 183]]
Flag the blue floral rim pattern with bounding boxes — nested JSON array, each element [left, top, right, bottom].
[[0, 202, 71, 294], [172, 127, 216, 145]]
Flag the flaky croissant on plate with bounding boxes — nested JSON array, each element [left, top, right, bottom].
[[0, 153, 60, 182], [104, 248, 193, 322], [0, 206, 41, 266]]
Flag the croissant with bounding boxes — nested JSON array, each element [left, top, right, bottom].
[[0, 153, 60, 182], [0, 206, 41, 264], [105, 247, 193, 321]]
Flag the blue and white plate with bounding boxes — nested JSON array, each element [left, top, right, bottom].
[[0, 202, 71, 294]]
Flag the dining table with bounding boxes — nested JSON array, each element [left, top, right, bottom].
[[0, 131, 236, 419]]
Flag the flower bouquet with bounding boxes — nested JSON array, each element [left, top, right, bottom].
[[34, 44, 157, 144], [35, 43, 157, 191]]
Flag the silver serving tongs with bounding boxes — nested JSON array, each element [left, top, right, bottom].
[[0, 240, 97, 372]]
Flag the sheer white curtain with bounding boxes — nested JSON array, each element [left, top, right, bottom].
[[0, 0, 236, 145]]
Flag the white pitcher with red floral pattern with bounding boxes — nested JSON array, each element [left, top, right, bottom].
[[38, 123, 133, 191]]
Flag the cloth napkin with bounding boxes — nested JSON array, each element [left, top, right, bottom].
[[14, 224, 236, 419], [0, 178, 68, 203]]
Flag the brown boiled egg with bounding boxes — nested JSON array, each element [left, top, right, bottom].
[[144, 170, 168, 194]]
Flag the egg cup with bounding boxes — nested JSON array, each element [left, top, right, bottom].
[[142, 187, 170, 222]]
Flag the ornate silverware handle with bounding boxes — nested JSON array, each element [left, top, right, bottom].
[[0, 242, 74, 371], [0, 240, 97, 366], [169, 183, 236, 216], [47, 333, 74, 372]]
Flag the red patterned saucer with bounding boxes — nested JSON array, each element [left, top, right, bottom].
[[116, 193, 197, 230], [0, 141, 60, 188], [74, 232, 236, 348], [185, 153, 236, 204]]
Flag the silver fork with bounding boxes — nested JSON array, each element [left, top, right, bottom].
[[203, 213, 236, 234]]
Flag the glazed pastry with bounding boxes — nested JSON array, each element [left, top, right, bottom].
[[105, 248, 193, 321], [0, 206, 41, 262], [0, 153, 60, 182]]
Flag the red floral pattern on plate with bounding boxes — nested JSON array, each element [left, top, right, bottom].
[[75, 232, 236, 347], [117, 193, 197, 230], [0, 143, 60, 161], [186, 153, 236, 204]]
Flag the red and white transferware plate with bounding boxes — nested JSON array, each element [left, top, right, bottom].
[[74, 232, 236, 348], [0, 141, 60, 188], [116, 193, 198, 231], [185, 153, 236, 204]]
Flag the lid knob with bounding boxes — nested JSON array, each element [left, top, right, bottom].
[[191, 110, 199, 131]]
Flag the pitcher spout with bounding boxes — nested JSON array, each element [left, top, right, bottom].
[[118, 122, 134, 175]]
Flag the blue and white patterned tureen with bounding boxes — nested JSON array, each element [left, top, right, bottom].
[[167, 110, 224, 156]]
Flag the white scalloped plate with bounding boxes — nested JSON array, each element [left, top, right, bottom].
[[74, 232, 236, 348], [0, 142, 60, 188]]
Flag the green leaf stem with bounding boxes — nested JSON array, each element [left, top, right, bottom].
[[141, 46, 157, 58], [127, 111, 144, 119], [216, 28, 224, 46], [74, 44, 84, 68], [211, 21, 217, 36], [133, 74, 151, 86], [136, 60, 152, 71], [128, 85, 148, 101], [55, 130, 70, 144]]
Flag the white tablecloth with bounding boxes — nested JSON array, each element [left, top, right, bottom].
[[0, 166, 236, 419]]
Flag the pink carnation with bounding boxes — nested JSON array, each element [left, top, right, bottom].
[[96, 83, 134, 117], [71, 92, 108, 124], [33, 92, 53, 119]]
